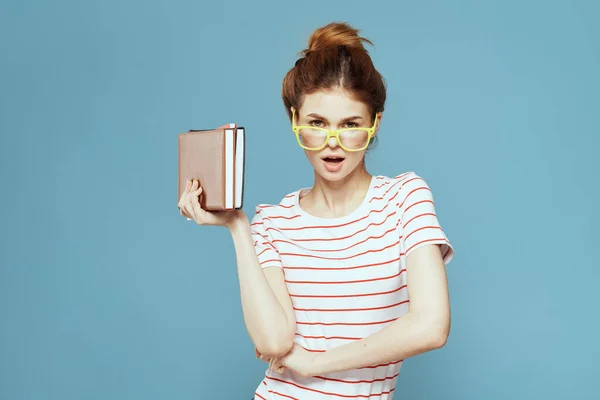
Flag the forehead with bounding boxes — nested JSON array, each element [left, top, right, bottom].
[[299, 88, 369, 118]]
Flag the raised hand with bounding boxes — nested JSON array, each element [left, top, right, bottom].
[[178, 179, 242, 227]]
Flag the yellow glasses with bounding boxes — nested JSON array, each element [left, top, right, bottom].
[[291, 108, 378, 152]]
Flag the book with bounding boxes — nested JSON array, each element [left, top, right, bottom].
[[178, 123, 245, 211]]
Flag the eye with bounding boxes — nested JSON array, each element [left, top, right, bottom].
[[344, 122, 359, 128], [309, 119, 325, 127]]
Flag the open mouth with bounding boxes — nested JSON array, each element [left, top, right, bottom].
[[322, 156, 345, 163], [322, 156, 345, 172]]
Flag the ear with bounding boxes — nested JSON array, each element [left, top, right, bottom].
[[374, 112, 383, 135]]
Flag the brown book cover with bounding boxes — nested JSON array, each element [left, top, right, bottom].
[[178, 124, 245, 211]]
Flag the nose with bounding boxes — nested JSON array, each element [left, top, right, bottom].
[[327, 136, 339, 149]]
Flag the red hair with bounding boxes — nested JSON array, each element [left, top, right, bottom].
[[282, 22, 387, 127]]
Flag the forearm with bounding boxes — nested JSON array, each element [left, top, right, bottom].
[[313, 311, 449, 375], [228, 215, 294, 357]]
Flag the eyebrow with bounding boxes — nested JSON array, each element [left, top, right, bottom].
[[306, 113, 364, 122]]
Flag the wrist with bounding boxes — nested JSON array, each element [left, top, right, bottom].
[[226, 210, 249, 233]]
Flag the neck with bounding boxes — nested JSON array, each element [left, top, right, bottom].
[[308, 164, 373, 217]]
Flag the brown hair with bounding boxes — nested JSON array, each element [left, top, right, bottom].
[[282, 22, 387, 138]]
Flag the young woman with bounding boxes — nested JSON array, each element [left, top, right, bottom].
[[179, 22, 454, 400]]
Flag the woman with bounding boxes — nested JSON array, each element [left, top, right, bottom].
[[179, 22, 454, 400]]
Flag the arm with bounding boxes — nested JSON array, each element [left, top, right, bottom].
[[311, 243, 450, 375], [228, 213, 296, 359], [178, 180, 295, 359]]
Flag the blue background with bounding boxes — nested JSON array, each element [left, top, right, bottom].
[[1, 0, 598, 399]]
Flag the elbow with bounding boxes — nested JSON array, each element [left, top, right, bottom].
[[421, 315, 450, 350], [428, 327, 449, 349], [256, 337, 294, 359], [255, 327, 295, 359]]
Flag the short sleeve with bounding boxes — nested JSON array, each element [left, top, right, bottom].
[[397, 173, 454, 265], [250, 207, 284, 269]]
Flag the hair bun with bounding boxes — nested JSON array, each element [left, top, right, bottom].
[[301, 22, 373, 56]]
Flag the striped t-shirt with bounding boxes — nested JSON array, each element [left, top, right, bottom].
[[250, 171, 454, 400]]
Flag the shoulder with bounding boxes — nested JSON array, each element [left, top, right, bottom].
[[369, 171, 418, 199], [250, 190, 301, 226], [392, 171, 433, 192], [388, 171, 440, 217], [390, 171, 423, 186], [369, 171, 435, 207]]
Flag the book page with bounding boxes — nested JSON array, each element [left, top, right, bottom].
[[225, 129, 235, 210], [235, 128, 245, 208]]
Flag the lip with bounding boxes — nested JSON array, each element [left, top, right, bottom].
[[322, 157, 345, 173]]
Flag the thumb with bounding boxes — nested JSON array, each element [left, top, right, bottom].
[[217, 123, 237, 129]]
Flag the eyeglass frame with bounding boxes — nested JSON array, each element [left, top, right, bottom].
[[291, 107, 379, 152]]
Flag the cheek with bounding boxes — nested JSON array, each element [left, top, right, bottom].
[[343, 152, 365, 169], [303, 151, 322, 169]]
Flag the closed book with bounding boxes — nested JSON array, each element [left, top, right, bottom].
[[178, 124, 245, 211]]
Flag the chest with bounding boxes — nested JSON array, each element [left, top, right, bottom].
[[270, 210, 404, 296]]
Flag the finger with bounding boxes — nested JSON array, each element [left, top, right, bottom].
[[190, 194, 206, 224], [184, 180, 201, 220], [178, 179, 192, 208], [183, 202, 199, 222], [183, 179, 193, 197], [271, 358, 285, 374], [183, 204, 196, 221], [179, 207, 191, 219], [255, 347, 261, 359], [189, 179, 199, 196], [184, 179, 196, 202], [269, 358, 279, 371], [192, 186, 206, 219], [191, 180, 203, 207], [190, 185, 204, 211]]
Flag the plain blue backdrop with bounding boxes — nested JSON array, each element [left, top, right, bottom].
[[1, 0, 598, 399]]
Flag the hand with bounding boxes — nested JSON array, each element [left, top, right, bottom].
[[255, 347, 287, 375], [255, 347, 279, 366], [178, 179, 243, 227], [269, 343, 319, 378]]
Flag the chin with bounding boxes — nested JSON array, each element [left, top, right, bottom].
[[317, 164, 356, 182], [321, 171, 348, 182]]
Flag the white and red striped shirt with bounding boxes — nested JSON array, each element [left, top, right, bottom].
[[250, 171, 454, 400]]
